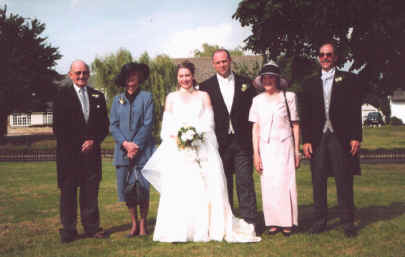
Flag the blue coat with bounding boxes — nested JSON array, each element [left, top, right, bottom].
[[110, 91, 155, 168]]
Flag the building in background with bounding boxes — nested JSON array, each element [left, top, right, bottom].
[[390, 88, 405, 123]]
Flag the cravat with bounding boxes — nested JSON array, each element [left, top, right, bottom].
[[79, 87, 89, 122]]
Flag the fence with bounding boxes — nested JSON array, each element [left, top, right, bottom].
[[0, 149, 113, 162], [1, 149, 405, 162]]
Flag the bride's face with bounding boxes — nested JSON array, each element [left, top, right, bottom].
[[177, 68, 193, 90]]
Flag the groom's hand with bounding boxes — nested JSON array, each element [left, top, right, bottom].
[[303, 143, 313, 159], [81, 140, 94, 152]]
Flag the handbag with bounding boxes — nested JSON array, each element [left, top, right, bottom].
[[124, 165, 148, 204]]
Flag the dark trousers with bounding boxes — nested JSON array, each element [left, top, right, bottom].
[[310, 131, 354, 225], [219, 135, 257, 224], [59, 169, 101, 238]]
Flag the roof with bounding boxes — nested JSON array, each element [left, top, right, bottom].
[[171, 55, 263, 83]]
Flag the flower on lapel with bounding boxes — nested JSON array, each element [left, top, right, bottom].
[[241, 83, 249, 92], [119, 97, 126, 105], [335, 76, 343, 83], [97, 105, 100, 108], [92, 94, 100, 98]]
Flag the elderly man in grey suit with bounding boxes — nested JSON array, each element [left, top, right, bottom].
[[53, 60, 109, 243]]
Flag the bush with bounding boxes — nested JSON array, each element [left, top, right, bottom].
[[390, 116, 403, 125]]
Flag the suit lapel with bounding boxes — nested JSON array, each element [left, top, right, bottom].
[[68, 84, 86, 125], [329, 70, 341, 115], [314, 73, 325, 115], [87, 87, 97, 122], [230, 74, 240, 116], [211, 76, 230, 115]]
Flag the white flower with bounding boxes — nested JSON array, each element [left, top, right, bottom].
[[181, 134, 188, 142], [335, 76, 343, 83], [241, 83, 249, 92], [187, 130, 195, 138]]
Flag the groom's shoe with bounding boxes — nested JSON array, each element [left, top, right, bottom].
[[85, 228, 109, 239], [59, 229, 78, 243]]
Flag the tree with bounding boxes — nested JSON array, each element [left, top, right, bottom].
[[233, 0, 405, 100], [91, 48, 133, 109], [193, 43, 244, 57], [138, 53, 177, 141], [0, 5, 62, 137], [91, 49, 177, 141]]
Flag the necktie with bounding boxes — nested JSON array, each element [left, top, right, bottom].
[[79, 87, 89, 122]]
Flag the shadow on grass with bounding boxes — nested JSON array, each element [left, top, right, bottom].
[[104, 218, 156, 236], [295, 202, 405, 233]]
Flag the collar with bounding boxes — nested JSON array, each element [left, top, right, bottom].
[[321, 67, 336, 78], [217, 72, 234, 84], [125, 88, 141, 103], [73, 83, 88, 93]]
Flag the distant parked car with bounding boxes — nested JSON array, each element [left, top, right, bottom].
[[364, 112, 384, 127]]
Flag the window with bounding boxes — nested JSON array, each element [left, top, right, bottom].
[[43, 112, 53, 125], [11, 113, 31, 127]]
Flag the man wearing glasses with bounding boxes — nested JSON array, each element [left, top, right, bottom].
[[301, 42, 362, 237], [53, 60, 109, 243]]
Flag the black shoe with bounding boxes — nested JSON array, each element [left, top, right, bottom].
[[86, 228, 109, 239], [59, 229, 78, 243], [281, 228, 293, 237], [267, 227, 280, 235], [309, 223, 326, 234], [126, 229, 138, 238], [343, 225, 357, 238]]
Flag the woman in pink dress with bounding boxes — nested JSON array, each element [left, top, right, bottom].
[[249, 61, 300, 236]]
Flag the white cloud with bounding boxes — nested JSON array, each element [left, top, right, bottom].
[[161, 21, 251, 58]]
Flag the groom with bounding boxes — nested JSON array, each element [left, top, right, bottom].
[[200, 49, 257, 225]]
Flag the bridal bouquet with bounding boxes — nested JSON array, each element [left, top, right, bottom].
[[177, 126, 204, 167]]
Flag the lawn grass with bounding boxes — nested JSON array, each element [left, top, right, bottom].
[[0, 161, 404, 257], [361, 125, 405, 149]]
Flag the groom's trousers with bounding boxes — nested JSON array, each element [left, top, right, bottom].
[[219, 135, 257, 224], [310, 131, 355, 226]]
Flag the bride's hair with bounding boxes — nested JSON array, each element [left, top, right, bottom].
[[176, 60, 197, 90]]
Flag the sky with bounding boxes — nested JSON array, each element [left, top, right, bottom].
[[2, 0, 252, 74]]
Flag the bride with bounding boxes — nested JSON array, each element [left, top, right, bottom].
[[142, 61, 261, 243]]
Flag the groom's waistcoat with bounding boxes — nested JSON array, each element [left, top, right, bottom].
[[200, 74, 256, 151]]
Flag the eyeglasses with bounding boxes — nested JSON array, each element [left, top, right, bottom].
[[73, 71, 89, 76], [318, 52, 333, 58]]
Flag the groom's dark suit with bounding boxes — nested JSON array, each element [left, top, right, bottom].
[[301, 70, 362, 227], [200, 73, 257, 224], [53, 83, 109, 239]]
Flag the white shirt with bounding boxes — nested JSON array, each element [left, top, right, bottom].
[[217, 72, 235, 134], [321, 68, 335, 132], [217, 72, 235, 113], [73, 83, 90, 122]]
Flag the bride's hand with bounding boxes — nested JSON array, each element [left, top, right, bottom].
[[253, 153, 263, 174]]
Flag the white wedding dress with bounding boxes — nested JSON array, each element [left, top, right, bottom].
[[142, 94, 261, 243]]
